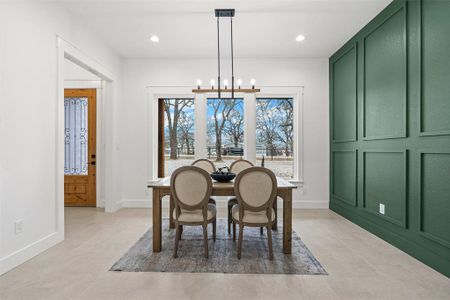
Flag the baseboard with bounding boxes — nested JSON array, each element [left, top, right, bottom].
[[119, 199, 152, 208], [118, 199, 329, 209], [0, 231, 63, 275], [292, 200, 329, 209]]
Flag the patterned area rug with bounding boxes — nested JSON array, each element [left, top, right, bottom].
[[110, 219, 327, 275]]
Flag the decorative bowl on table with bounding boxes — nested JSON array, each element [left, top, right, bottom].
[[210, 166, 236, 182]]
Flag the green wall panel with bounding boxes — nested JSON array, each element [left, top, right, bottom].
[[420, 152, 450, 248], [332, 46, 357, 142], [332, 150, 357, 206], [363, 6, 407, 140], [363, 151, 407, 227], [330, 0, 450, 277], [420, 0, 450, 135]]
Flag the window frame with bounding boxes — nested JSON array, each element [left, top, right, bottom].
[[147, 86, 304, 183]]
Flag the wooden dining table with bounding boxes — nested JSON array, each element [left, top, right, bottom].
[[147, 176, 297, 254]]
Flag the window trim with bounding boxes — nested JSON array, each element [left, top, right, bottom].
[[147, 86, 304, 183]]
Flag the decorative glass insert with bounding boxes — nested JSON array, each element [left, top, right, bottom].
[[256, 98, 294, 179], [64, 97, 88, 175]]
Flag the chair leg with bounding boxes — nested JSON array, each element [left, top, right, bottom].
[[260, 227, 263, 235], [203, 224, 208, 259], [237, 224, 244, 259], [173, 225, 181, 258], [266, 225, 274, 260], [233, 221, 236, 242], [227, 204, 232, 235], [178, 225, 182, 240], [212, 219, 216, 242]]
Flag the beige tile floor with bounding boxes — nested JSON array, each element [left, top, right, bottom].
[[1, 207, 449, 300]]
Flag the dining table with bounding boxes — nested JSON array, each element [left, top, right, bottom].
[[147, 176, 297, 254]]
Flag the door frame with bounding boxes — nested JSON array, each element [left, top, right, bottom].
[[57, 37, 118, 242]]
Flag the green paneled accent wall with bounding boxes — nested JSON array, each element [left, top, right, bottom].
[[332, 46, 357, 142], [329, 0, 450, 277], [363, 6, 406, 140], [332, 150, 357, 206]]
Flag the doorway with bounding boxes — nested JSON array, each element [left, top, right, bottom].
[[64, 89, 97, 206]]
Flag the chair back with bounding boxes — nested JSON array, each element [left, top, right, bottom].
[[234, 167, 277, 212], [171, 166, 212, 211], [191, 159, 216, 174], [229, 159, 254, 174]]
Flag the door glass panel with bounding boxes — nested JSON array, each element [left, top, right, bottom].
[[206, 98, 244, 165], [64, 97, 88, 175]]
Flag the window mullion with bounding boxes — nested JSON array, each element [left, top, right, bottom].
[[244, 94, 256, 164], [195, 94, 207, 159]]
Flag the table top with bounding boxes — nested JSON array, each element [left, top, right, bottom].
[[148, 176, 297, 190]]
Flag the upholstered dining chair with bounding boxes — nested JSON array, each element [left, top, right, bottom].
[[171, 166, 216, 258], [191, 159, 216, 173], [232, 167, 277, 260], [227, 159, 254, 235], [191, 159, 217, 205]]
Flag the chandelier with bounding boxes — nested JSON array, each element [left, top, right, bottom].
[[193, 9, 259, 98]]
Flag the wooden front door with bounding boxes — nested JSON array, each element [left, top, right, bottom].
[[64, 89, 97, 206]]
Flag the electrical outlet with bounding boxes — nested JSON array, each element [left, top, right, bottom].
[[379, 203, 385, 215], [15, 219, 24, 234]]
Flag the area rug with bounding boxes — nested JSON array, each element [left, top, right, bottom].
[[110, 219, 327, 275]]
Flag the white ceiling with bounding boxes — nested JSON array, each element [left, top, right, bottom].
[[60, 0, 392, 59]]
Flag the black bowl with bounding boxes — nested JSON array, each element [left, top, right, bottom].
[[210, 172, 236, 182]]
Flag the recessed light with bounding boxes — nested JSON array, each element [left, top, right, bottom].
[[295, 35, 305, 42], [150, 35, 159, 43]]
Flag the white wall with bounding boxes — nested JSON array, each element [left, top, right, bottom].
[[0, 2, 122, 274], [119, 58, 329, 209]]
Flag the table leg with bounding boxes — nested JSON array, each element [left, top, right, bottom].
[[272, 198, 278, 230], [282, 190, 292, 254], [169, 195, 175, 229], [152, 188, 162, 252]]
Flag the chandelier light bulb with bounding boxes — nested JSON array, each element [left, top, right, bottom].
[[250, 78, 256, 89], [237, 78, 242, 89], [196, 79, 202, 89], [210, 79, 215, 89], [224, 79, 228, 89]]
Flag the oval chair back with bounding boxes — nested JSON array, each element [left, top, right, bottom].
[[234, 167, 277, 214], [229, 159, 254, 174], [171, 166, 212, 213], [191, 159, 216, 174]]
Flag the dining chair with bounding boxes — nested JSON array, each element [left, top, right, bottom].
[[171, 166, 216, 258], [191, 159, 217, 205], [227, 159, 254, 236], [191, 159, 216, 173], [232, 167, 277, 260]]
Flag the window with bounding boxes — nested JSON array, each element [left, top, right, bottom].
[[152, 87, 302, 181], [163, 98, 195, 177], [256, 98, 294, 179], [206, 98, 244, 164]]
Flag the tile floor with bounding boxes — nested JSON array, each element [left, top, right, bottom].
[[0, 207, 449, 300]]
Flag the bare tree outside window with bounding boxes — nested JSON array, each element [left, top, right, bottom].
[[163, 99, 195, 176], [207, 98, 244, 162], [256, 98, 294, 179]]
